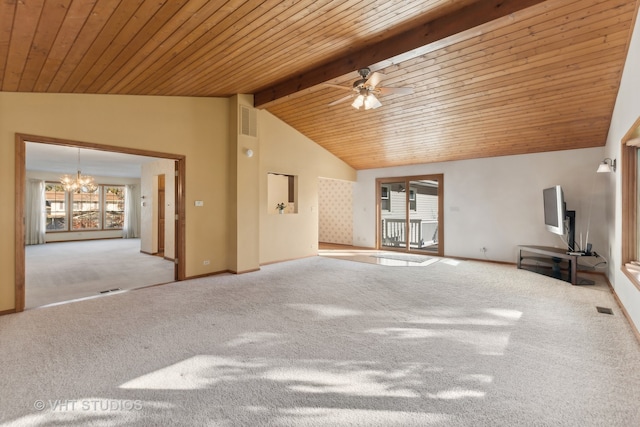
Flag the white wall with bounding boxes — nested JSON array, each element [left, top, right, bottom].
[[604, 9, 640, 331], [355, 147, 608, 263]]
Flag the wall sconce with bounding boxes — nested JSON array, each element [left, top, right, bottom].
[[596, 158, 616, 173], [245, 148, 254, 158]]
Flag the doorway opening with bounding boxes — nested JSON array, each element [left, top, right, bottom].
[[15, 133, 186, 312]]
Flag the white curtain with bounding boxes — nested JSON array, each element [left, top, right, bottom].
[[123, 184, 140, 238], [25, 179, 46, 245]]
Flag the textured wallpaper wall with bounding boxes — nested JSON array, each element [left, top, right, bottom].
[[318, 178, 353, 245]]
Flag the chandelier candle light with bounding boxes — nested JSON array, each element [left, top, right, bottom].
[[60, 148, 97, 193]]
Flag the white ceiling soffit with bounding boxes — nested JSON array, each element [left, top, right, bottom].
[[25, 142, 166, 178]]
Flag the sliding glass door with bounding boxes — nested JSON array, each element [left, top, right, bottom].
[[379, 181, 406, 249], [377, 175, 443, 256]]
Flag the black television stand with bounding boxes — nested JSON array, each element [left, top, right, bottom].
[[517, 245, 594, 285]]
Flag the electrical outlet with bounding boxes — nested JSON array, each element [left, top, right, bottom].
[[203, 260, 210, 265]]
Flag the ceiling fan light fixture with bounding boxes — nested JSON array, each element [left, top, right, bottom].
[[364, 93, 382, 110], [351, 94, 365, 109], [331, 67, 412, 110]]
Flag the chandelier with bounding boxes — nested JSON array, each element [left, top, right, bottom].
[[60, 148, 97, 193]]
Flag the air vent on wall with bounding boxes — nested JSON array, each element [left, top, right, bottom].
[[239, 105, 258, 137]]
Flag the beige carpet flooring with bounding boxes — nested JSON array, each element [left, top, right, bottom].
[[25, 239, 175, 309], [1, 255, 639, 426]]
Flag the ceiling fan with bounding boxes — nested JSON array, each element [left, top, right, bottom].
[[325, 67, 414, 110]]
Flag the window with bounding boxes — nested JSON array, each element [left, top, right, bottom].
[[409, 188, 417, 211], [45, 183, 125, 232], [381, 185, 390, 211], [381, 186, 389, 199], [621, 117, 640, 289], [72, 189, 100, 229], [104, 186, 125, 229], [45, 184, 66, 230]]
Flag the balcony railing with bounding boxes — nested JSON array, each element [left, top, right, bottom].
[[381, 218, 438, 249]]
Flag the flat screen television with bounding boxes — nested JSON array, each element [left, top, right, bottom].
[[543, 185, 576, 252], [543, 185, 565, 235]]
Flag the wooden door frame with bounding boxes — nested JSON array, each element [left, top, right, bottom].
[[14, 133, 186, 312], [375, 174, 444, 256], [157, 174, 166, 255]]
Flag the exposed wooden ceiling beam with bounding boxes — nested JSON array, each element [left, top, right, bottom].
[[254, 0, 549, 108]]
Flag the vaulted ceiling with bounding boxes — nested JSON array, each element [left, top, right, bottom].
[[1, 0, 637, 170]]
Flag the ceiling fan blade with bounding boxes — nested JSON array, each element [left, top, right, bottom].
[[328, 94, 355, 106], [322, 83, 353, 91], [365, 71, 384, 89], [377, 87, 414, 95]]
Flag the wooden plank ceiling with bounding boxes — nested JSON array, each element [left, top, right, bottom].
[[1, 0, 637, 170]]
